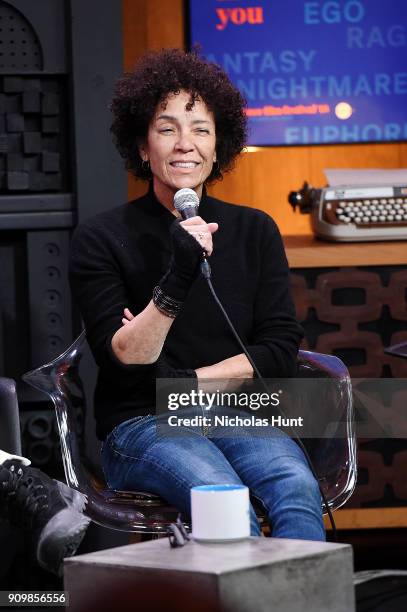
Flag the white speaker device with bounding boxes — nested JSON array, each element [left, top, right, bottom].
[[191, 484, 251, 542]]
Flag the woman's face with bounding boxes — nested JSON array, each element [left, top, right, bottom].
[[140, 90, 217, 200]]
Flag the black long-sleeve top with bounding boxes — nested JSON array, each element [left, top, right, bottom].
[[69, 184, 303, 440]]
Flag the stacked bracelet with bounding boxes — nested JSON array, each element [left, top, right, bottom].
[[153, 286, 183, 319]]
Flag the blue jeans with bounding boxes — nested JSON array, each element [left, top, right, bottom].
[[101, 407, 325, 540]]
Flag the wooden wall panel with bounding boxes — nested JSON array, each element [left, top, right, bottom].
[[308, 143, 402, 187], [122, 1, 407, 236], [122, 0, 149, 75], [123, 0, 184, 68], [209, 147, 313, 235], [146, 0, 184, 50], [399, 143, 407, 166]]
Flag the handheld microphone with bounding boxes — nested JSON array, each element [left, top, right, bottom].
[[173, 188, 211, 278], [173, 188, 200, 219]]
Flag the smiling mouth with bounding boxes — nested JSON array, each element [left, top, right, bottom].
[[170, 162, 200, 168]]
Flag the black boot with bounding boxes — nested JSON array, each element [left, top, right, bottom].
[[0, 460, 90, 576]]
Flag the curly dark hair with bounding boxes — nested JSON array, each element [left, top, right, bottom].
[[110, 48, 247, 182]]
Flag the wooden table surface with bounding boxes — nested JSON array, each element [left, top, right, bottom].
[[283, 235, 407, 268]]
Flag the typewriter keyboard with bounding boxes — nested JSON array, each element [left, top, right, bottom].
[[329, 198, 407, 226]]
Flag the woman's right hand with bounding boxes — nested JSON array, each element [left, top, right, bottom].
[[179, 216, 218, 257], [114, 217, 218, 364], [159, 217, 218, 301]]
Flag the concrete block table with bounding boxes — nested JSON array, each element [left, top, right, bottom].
[[64, 537, 355, 612]]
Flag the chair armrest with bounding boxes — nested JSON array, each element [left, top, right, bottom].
[[298, 350, 350, 380]]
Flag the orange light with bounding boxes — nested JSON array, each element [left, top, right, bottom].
[[335, 102, 353, 120]]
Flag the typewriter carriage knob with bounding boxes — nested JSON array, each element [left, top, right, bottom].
[[288, 182, 321, 214]]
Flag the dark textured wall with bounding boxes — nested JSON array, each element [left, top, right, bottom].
[[292, 265, 407, 510]]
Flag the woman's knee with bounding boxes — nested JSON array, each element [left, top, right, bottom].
[[281, 464, 322, 508]]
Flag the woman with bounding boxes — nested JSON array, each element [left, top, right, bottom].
[[69, 49, 325, 540]]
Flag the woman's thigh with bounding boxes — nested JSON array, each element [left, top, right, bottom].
[[208, 416, 310, 473], [101, 412, 251, 519], [208, 415, 322, 516]]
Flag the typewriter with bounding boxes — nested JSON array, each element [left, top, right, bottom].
[[288, 182, 407, 242]]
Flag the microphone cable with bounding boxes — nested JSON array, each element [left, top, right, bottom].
[[200, 258, 338, 541]]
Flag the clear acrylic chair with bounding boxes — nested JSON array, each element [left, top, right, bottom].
[[22, 331, 356, 534]]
